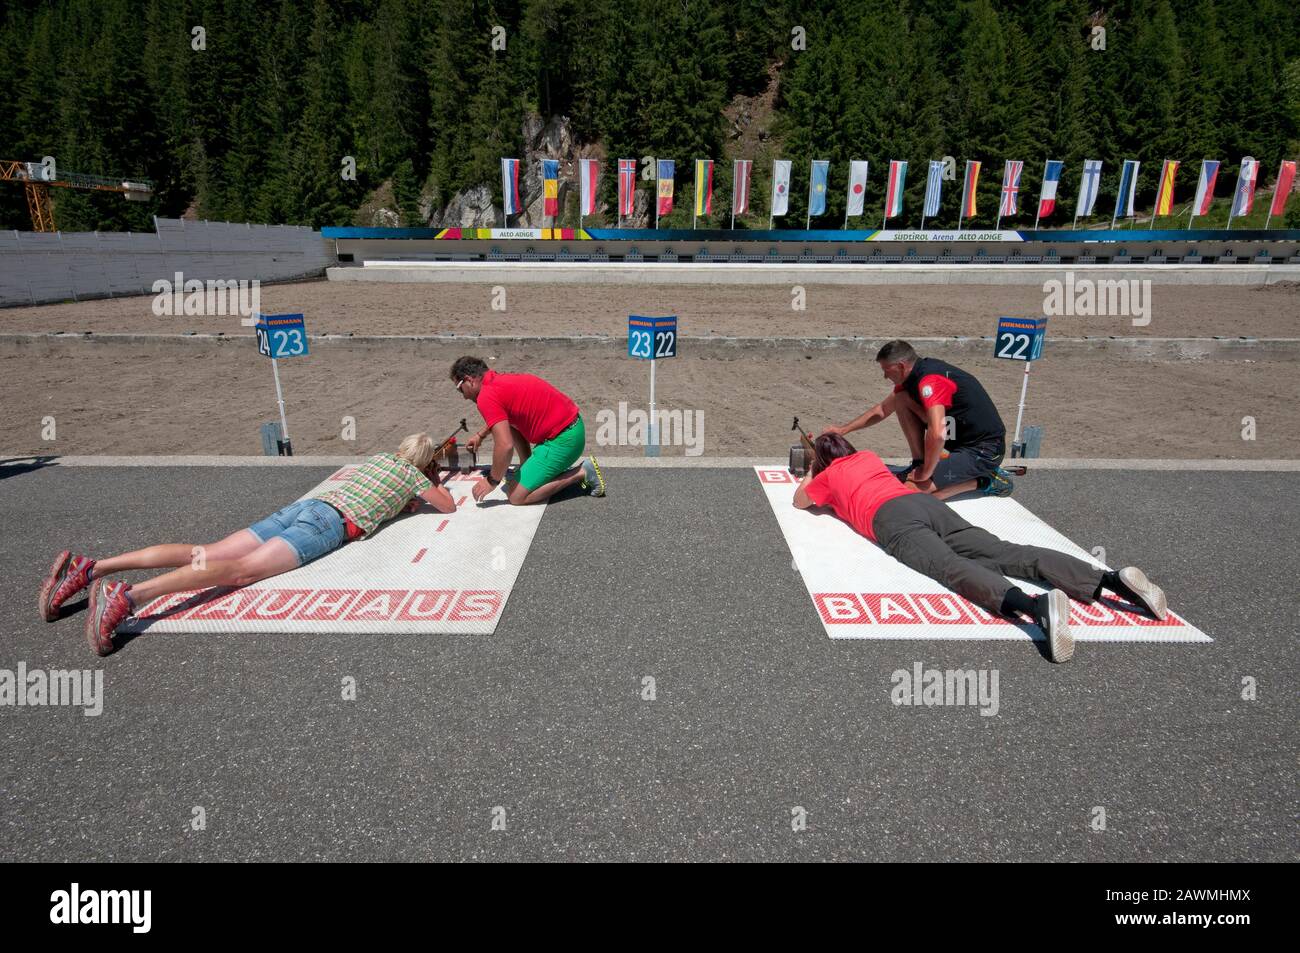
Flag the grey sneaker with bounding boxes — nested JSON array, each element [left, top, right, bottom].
[[1117, 567, 1168, 620], [1035, 589, 1074, 663], [580, 456, 606, 497]]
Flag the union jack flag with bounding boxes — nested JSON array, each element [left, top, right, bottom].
[[999, 160, 1024, 217]]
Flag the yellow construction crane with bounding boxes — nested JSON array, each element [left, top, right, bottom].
[[0, 159, 153, 231]]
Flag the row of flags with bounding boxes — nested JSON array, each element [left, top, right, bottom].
[[504, 155, 1299, 229]]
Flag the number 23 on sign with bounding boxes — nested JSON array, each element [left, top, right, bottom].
[[255, 313, 309, 360]]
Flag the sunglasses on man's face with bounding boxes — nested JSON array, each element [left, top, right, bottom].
[[455, 378, 468, 392]]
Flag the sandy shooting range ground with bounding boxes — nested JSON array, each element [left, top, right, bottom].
[[1, 278, 1297, 460], [2, 276, 1299, 339]]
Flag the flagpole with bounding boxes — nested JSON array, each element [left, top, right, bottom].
[[1226, 164, 1236, 230], [1073, 175, 1082, 229], [731, 160, 737, 230], [1263, 158, 1286, 230], [692, 159, 697, 231], [805, 161, 811, 231], [957, 163, 968, 235], [1150, 159, 1163, 228], [1034, 160, 1046, 230], [655, 161, 665, 230], [1111, 164, 1123, 229], [1226, 163, 1235, 230]]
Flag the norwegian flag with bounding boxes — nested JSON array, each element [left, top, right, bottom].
[[999, 160, 1024, 217], [618, 159, 636, 217]]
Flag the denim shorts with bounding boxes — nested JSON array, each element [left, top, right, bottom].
[[247, 498, 346, 566]]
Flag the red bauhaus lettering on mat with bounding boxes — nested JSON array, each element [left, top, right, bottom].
[[138, 587, 509, 624], [396, 589, 457, 620], [294, 589, 358, 621], [861, 593, 924, 625], [448, 590, 502, 621], [343, 589, 409, 621], [909, 592, 980, 625], [813, 592, 1186, 627], [187, 588, 267, 620], [246, 589, 312, 620], [814, 593, 869, 624]]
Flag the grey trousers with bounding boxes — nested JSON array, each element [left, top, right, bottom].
[[871, 493, 1104, 613]]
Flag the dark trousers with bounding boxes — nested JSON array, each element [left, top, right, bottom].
[[871, 493, 1104, 613]]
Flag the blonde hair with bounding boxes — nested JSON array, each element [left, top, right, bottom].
[[396, 432, 436, 471]]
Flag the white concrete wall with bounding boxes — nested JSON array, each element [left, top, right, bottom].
[[330, 260, 1300, 287], [0, 218, 334, 306]]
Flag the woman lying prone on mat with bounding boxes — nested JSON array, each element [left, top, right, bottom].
[[39, 433, 457, 657], [793, 432, 1167, 664]]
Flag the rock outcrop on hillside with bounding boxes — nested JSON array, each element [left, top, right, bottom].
[[412, 112, 649, 229]]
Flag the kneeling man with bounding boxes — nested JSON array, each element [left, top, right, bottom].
[[827, 339, 1012, 499], [452, 356, 605, 504]]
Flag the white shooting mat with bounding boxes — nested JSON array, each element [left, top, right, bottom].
[[755, 466, 1211, 643], [121, 469, 544, 635]]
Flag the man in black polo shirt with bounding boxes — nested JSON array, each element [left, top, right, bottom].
[[826, 339, 1013, 499]]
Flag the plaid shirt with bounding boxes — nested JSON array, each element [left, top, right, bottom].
[[313, 453, 432, 536]]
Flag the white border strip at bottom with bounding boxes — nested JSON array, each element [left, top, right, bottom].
[[4, 455, 1300, 472]]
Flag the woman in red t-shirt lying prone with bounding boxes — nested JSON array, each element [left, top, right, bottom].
[[793, 433, 1167, 663]]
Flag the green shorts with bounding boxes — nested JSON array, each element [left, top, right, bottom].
[[516, 415, 585, 491]]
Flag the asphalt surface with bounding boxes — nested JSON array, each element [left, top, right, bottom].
[[0, 462, 1295, 862]]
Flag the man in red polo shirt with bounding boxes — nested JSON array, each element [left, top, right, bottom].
[[826, 339, 1013, 499], [451, 356, 605, 505], [793, 432, 1168, 663]]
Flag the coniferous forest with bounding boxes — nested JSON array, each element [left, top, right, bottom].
[[1, 0, 1298, 232]]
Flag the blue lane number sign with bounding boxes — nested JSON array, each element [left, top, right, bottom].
[[255, 313, 308, 359], [628, 315, 677, 360], [994, 316, 1047, 361]]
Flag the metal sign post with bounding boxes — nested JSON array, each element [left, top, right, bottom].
[[628, 315, 678, 457], [253, 312, 308, 456], [994, 315, 1047, 457]]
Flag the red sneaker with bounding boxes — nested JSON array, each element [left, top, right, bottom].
[[39, 551, 95, 622], [85, 580, 132, 656]]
